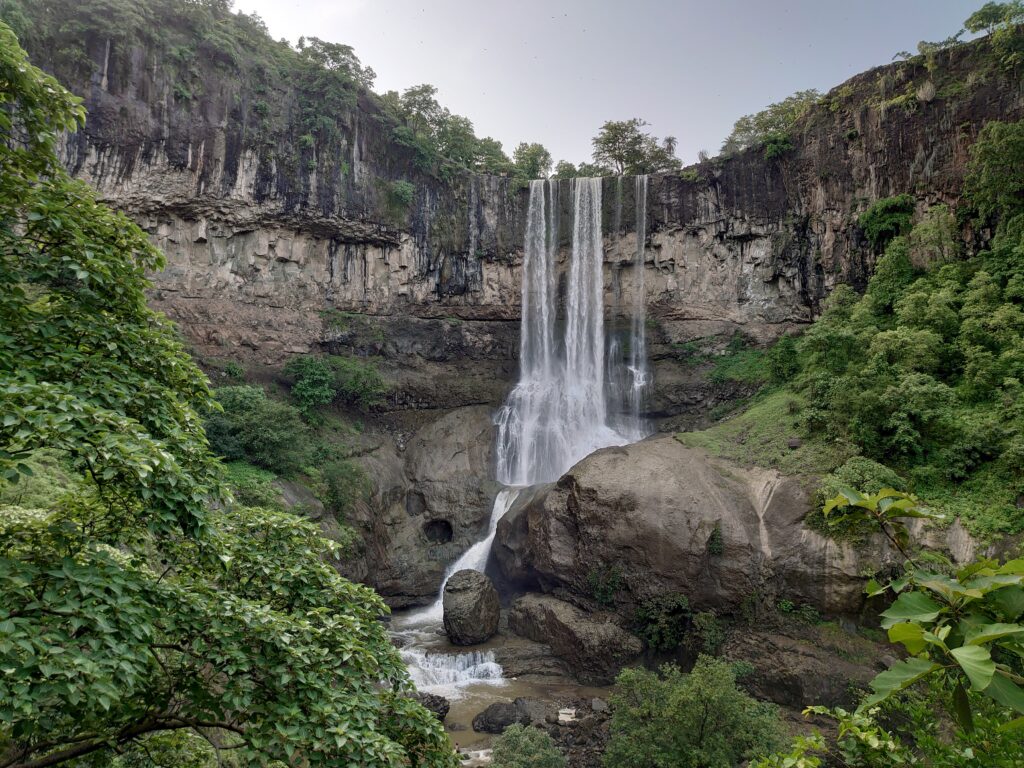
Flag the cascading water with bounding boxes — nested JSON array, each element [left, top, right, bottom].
[[495, 177, 629, 485], [626, 174, 651, 434], [396, 176, 652, 699]]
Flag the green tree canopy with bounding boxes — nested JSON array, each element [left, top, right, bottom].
[[591, 118, 681, 176], [603, 656, 784, 768], [720, 89, 820, 155], [0, 22, 455, 768], [512, 141, 553, 179]]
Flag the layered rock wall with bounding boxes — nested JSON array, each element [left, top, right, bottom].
[[30, 31, 1024, 419]]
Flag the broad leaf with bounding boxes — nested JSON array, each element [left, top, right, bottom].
[[860, 657, 940, 710], [964, 622, 1024, 646], [887, 622, 927, 654], [985, 672, 1024, 716], [951, 645, 996, 691], [880, 591, 943, 629]]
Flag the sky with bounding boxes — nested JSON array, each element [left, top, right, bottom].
[[233, 0, 980, 166]]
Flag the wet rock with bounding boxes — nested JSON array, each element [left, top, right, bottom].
[[508, 595, 642, 685], [496, 436, 900, 615], [722, 624, 882, 708], [471, 698, 551, 734], [410, 692, 450, 722], [443, 569, 500, 645], [590, 698, 608, 713]]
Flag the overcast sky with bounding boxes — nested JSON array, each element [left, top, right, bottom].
[[233, 0, 979, 166]]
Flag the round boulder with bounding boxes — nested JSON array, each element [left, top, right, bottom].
[[442, 569, 500, 645]]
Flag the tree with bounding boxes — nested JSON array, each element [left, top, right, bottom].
[[490, 724, 565, 768], [551, 160, 578, 179], [965, 1, 1024, 35], [603, 656, 784, 768], [296, 36, 375, 89], [720, 90, 820, 155], [966, 120, 1024, 224], [0, 23, 456, 768], [591, 118, 680, 176], [474, 136, 513, 175], [512, 141, 553, 179]]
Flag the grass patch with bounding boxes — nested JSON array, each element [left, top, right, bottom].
[[677, 389, 855, 477]]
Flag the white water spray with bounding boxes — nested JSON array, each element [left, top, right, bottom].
[[398, 176, 652, 697]]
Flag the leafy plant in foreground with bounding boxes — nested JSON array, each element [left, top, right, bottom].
[[823, 489, 1024, 732]]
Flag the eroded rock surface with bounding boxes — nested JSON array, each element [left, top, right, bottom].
[[443, 570, 500, 646], [507, 595, 643, 685], [496, 435, 898, 616]]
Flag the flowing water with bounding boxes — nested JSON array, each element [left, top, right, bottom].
[[396, 176, 652, 701]]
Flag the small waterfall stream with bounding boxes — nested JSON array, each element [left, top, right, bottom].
[[396, 176, 652, 700]]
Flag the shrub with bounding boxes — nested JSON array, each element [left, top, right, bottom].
[[320, 458, 369, 518], [706, 523, 724, 555], [587, 564, 623, 608], [223, 461, 285, 509], [859, 194, 915, 251], [284, 355, 337, 418], [686, 610, 725, 655], [634, 593, 690, 652], [491, 724, 565, 768], [205, 386, 311, 476], [330, 356, 387, 409], [767, 335, 799, 384], [603, 657, 785, 768]]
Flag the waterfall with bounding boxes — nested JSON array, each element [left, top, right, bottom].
[[627, 174, 651, 435], [397, 176, 652, 698], [495, 177, 628, 486]]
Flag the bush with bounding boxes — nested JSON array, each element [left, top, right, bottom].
[[223, 461, 285, 509], [767, 335, 799, 384], [205, 386, 311, 476], [587, 564, 624, 607], [634, 593, 690, 652], [859, 194, 915, 251], [331, 356, 387, 408], [603, 657, 785, 768], [491, 723, 565, 768], [320, 458, 369, 518], [284, 355, 337, 418], [686, 610, 725, 655]]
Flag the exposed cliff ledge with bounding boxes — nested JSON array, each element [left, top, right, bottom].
[[25, 29, 1024, 418]]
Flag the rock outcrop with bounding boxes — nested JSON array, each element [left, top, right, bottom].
[[343, 405, 499, 607], [495, 435, 898, 616], [442, 570, 500, 646], [23, 22, 1024, 425], [507, 594, 643, 685], [471, 698, 551, 734], [723, 625, 882, 709]]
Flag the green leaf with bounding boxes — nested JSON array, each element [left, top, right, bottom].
[[860, 657, 940, 710], [887, 622, 927, 654], [951, 645, 996, 691], [879, 591, 943, 629], [985, 672, 1024, 716], [953, 682, 974, 732], [964, 623, 1024, 646]]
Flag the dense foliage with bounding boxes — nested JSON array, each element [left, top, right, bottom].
[[0, 23, 455, 768], [753, 119, 1024, 536], [755, 490, 1024, 766], [590, 118, 680, 176], [720, 89, 820, 156], [603, 657, 784, 768], [490, 724, 565, 768]]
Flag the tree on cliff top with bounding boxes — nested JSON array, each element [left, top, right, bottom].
[[0, 22, 456, 768], [591, 118, 681, 176], [720, 89, 820, 156]]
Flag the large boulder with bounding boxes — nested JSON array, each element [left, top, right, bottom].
[[409, 692, 450, 722], [471, 698, 552, 734], [507, 594, 643, 685], [344, 405, 500, 608], [442, 569, 500, 645], [722, 625, 885, 708], [496, 435, 897, 615]]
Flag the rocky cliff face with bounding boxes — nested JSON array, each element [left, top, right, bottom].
[[28, 28, 1023, 423]]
